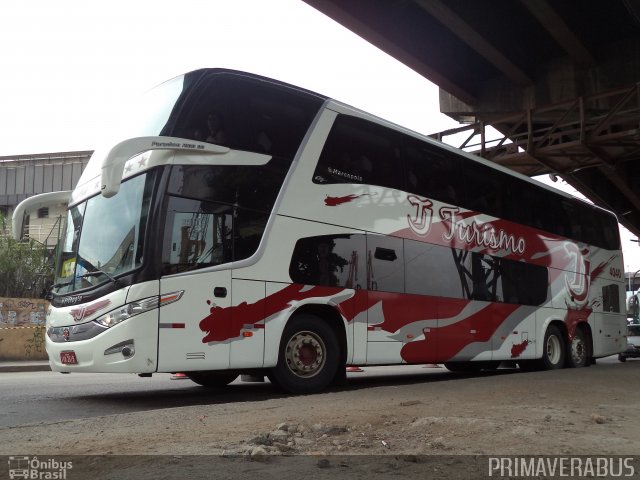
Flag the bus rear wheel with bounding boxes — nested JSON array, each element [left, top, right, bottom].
[[541, 325, 565, 370], [268, 314, 339, 394], [187, 371, 238, 388], [566, 327, 589, 368]]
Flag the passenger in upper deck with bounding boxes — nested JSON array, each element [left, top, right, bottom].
[[205, 112, 227, 145]]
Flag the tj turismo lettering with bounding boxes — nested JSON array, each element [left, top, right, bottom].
[[440, 206, 526, 256]]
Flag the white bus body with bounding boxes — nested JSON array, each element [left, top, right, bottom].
[[18, 69, 626, 393]]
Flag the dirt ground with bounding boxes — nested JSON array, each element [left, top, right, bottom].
[[2, 360, 639, 479]]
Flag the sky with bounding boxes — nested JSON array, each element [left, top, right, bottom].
[[1, 0, 457, 155], [2, 0, 639, 269]]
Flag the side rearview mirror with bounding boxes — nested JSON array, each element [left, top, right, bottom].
[[11, 190, 72, 240]]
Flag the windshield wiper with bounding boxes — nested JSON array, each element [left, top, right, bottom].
[[52, 280, 73, 289], [79, 270, 122, 287]]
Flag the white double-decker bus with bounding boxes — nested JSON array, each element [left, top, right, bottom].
[[14, 69, 626, 393]]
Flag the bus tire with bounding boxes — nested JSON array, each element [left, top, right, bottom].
[[268, 314, 339, 394], [187, 371, 238, 388], [541, 324, 565, 370], [566, 327, 589, 368]]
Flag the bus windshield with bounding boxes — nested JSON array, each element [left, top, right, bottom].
[[54, 172, 155, 294]]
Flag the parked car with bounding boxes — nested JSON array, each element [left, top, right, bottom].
[[619, 324, 640, 362]]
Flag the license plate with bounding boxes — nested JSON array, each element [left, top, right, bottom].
[[60, 351, 78, 365]]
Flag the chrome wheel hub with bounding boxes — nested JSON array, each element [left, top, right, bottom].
[[285, 331, 326, 378], [546, 334, 562, 365]]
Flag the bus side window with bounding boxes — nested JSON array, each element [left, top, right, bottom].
[[404, 139, 460, 206], [462, 161, 506, 218], [161, 197, 233, 275], [404, 239, 465, 299], [289, 234, 366, 289], [367, 234, 404, 293], [313, 115, 402, 190], [500, 258, 548, 306]]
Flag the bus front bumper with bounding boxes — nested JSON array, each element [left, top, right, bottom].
[[45, 310, 158, 374]]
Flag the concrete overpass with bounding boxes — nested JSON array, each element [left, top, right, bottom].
[[303, 0, 640, 237]]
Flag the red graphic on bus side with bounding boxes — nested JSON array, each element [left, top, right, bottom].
[[199, 284, 372, 344], [511, 340, 530, 358], [324, 194, 365, 206], [70, 299, 111, 323], [400, 302, 520, 363], [563, 256, 615, 340], [198, 249, 616, 359]]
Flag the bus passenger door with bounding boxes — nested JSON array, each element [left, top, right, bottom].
[[157, 197, 235, 372], [158, 271, 232, 373]]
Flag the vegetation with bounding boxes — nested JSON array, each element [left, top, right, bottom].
[[0, 213, 54, 298]]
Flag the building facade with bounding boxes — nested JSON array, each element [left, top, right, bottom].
[[0, 151, 92, 246]]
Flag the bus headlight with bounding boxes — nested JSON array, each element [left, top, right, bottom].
[[95, 297, 159, 328]]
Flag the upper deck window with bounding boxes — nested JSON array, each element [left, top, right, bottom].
[[164, 72, 324, 160], [312, 113, 620, 251], [313, 115, 403, 190]]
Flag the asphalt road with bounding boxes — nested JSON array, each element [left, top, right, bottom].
[[0, 356, 626, 428]]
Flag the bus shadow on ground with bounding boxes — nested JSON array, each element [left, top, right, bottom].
[[70, 366, 521, 412]]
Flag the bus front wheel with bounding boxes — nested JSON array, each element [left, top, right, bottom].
[[268, 314, 339, 394], [541, 325, 565, 370]]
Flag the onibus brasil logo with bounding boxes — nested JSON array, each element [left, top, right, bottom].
[[7, 456, 72, 479]]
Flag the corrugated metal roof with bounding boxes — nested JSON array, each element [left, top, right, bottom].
[[0, 151, 92, 207]]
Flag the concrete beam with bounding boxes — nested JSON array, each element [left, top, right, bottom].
[[415, 0, 533, 86], [302, 0, 477, 105], [520, 0, 596, 66]]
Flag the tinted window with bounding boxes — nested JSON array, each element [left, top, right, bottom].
[[162, 196, 269, 275], [458, 251, 502, 302], [313, 115, 619, 251], [508, 179, 541, 230], [167, 73, 323, 159], [500, 257, 548, 306], [167, 158, 290, 212], [313, 115, 403, 190], [289, 234, 548, 305], [602, 284, 620, 313], [600, 209, 620, 249], [367, 235, 404, 293], [289, 234, 365, 288], [462, 161, 509, 220], [405, 239, 548, 306], [405, 239, 465, 298], [404, 138, 463, 205]]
